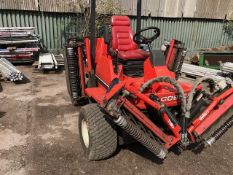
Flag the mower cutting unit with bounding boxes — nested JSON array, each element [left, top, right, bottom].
[[65, 0, 233, 161]]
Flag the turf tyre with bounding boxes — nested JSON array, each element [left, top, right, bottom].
[[79, 104, 117, 160]]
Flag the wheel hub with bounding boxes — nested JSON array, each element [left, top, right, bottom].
[[81, 119, 89, 148]]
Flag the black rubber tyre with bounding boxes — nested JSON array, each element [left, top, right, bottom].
[[79, 104, 118, 160]]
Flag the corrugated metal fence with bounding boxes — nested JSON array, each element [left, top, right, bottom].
[[130, 17, 233, 50], [0, 10, 232, 51]]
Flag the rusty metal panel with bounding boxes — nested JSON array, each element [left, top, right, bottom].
[[194, 0, 232, 19], [0, 0, 38, 10], [39, 0, 80, 13], [182, 0, 196, 18], [142, 0, 160, 17], [0, 0, 231, 19], [124, 0, 136, 16], [118, 0, 232, 19], [162, 0, 182, 17]]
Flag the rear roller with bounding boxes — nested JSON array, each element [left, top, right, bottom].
[[64, 40, 83, 106], [105, 100, 168, 160], [205, 115, 233, 147], [114, 115, 168, 159]]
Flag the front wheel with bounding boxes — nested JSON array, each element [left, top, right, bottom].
[[79, 104, 118, 160]]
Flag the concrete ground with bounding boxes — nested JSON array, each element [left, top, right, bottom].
[[0, 66, 232, 175]]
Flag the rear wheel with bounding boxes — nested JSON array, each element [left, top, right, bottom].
[[79, 104, 118, 160]]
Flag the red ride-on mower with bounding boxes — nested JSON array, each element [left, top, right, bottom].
[[65, 0, 233, 161]]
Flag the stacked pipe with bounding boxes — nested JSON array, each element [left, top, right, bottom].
[[0, 58, 24, 82], [54, 54, 64, 66], [0, 27, 40, 63], [221, 62, 233, 74], [181, 63, 222, 78]]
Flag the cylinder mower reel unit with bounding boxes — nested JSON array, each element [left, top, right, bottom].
[[64, 13, 233, 162]]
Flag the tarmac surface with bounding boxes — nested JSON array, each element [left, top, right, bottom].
[[0, 66, 233, 175]]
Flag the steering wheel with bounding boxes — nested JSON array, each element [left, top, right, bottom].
[[133, 27, 160, 45]]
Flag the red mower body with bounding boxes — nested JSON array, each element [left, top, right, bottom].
[[65, 15, 233, 160]]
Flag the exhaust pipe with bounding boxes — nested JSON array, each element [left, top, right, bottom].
[[114, 115, 168, 159], [205, 116, 233, 147]]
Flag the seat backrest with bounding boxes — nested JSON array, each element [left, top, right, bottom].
[[111, 16, 138, 51]]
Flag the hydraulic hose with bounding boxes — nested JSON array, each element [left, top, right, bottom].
[[140, 76, 188, 143], [186, 77, 217, 119], [140, 76, 187, 116]]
